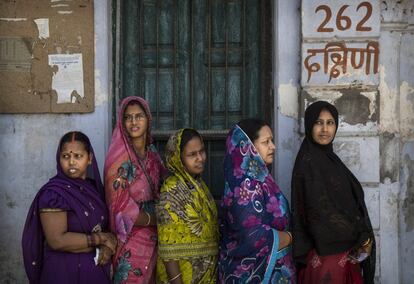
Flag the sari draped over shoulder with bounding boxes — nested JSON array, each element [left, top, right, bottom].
[[156, 129, 219, 284], [218, 125, 296, 284], [104, 96, 166, 284], [22, 134, 110, 284]]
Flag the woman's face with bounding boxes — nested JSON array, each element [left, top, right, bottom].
[[311, 109, 336, 145], [60, 141, 91, 180], [181, 137, 206, 177], [253, 125, 276, 166], [123, 103, 148, 141]]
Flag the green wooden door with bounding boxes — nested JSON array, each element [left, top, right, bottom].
[[114, 0, 272, 198]]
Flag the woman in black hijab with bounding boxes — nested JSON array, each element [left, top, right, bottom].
[[291, 101, 375, 284]]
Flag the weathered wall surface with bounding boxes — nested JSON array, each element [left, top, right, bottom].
[[381, 1, 414, 283], [274, 0, 302, 200], [0, 1, 111, 282], [380, 1, 414, 283]]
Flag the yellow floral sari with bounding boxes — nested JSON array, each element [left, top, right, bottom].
[[156, 129, 218, 284]]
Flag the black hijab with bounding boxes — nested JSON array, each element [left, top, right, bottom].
[[291, 101, 375, 283]]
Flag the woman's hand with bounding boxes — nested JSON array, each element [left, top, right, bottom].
[[164, 260, 183, 284], [362, 240, 373, 256], [93, 232, 118, 254], [134, 210, 156, 226], [97, 245, 113, 266], [348, 238, 372, 263]]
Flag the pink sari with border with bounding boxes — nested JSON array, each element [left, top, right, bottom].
[[104, 96, 166, 284]]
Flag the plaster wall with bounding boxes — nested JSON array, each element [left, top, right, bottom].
[[273, 0, 302, 200]]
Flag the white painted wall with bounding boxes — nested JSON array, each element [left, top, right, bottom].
[[273, 0, 302, 202], [0, 1, 111, 282]]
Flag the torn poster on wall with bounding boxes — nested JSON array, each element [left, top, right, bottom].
[[0, 0, 94, 113], [48, 54, 84, 104]]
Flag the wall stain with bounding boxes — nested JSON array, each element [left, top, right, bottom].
[[402, 154, 414, 231], [4, 193, 16, 209], [335, 89, 377, 125], [300, 89, 378, 125]]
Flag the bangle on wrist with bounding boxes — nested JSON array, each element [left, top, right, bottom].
[[362, 238, 371, 247], [286, 231, 293, 245], [169, 273, 182, 282], [87, 234, 95, 247], [144, 211, 151, 226]]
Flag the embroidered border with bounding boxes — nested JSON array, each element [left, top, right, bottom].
[[39, 208, 65, 213], [158, 241, 218, 260]]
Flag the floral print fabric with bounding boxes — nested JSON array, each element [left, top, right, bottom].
[[104, 96, 166, 284], [156, 129, 219, 284], [218, 125, 296, 284]]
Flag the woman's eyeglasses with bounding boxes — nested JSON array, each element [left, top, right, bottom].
[[124, 113, 147, 122]]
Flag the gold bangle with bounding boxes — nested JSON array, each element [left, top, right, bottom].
[[144, 211, 151, 226], [169, 273, 182, 282], [362, 238, 371, 247], [286, 231, 293, 245]]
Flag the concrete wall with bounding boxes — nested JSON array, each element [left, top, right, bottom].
[[0, 1, 111, 282], [273, 0, 302, 201], [379, 2, 414, 283]]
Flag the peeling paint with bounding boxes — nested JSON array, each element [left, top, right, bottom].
[[34, 18, 49, 39], [402, 153, 414, 231], [94, 69, 108, 107], [51, 4, 70, 8], [400, 81, 414, 138], [279, 81, 299, 118], [379, 65, 400, 133], [335, 90, 377, 125], [57, 11, 73, 15], [301, 89, 339, 115], [380, 132, 399, 183], [0, 18, 27, 21]]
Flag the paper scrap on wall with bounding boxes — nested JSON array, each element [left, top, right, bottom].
[[48, 53, 84, 104], [34, 18, 49, 39]]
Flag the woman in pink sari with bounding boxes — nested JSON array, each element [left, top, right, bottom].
[[104, 96, 166, 283]]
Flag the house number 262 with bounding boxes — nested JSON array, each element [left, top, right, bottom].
[[316, 2, 373, 32]]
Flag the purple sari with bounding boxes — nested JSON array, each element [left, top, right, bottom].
[[22, 135, 110, 284], [218, 125, 296, 283]]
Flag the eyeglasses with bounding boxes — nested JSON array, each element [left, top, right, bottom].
[[124, 113, 147, 122]]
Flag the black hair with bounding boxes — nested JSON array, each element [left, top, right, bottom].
[[59, 131, 91, 154], [180, 128, 203, 152], [237, 118, 270, 143]]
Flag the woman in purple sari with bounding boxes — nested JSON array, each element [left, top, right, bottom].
[[219, 119, 296, 283], [22, 131, 117, 284]]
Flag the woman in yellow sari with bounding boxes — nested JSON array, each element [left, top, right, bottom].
[[156, 128, 218, 284]]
